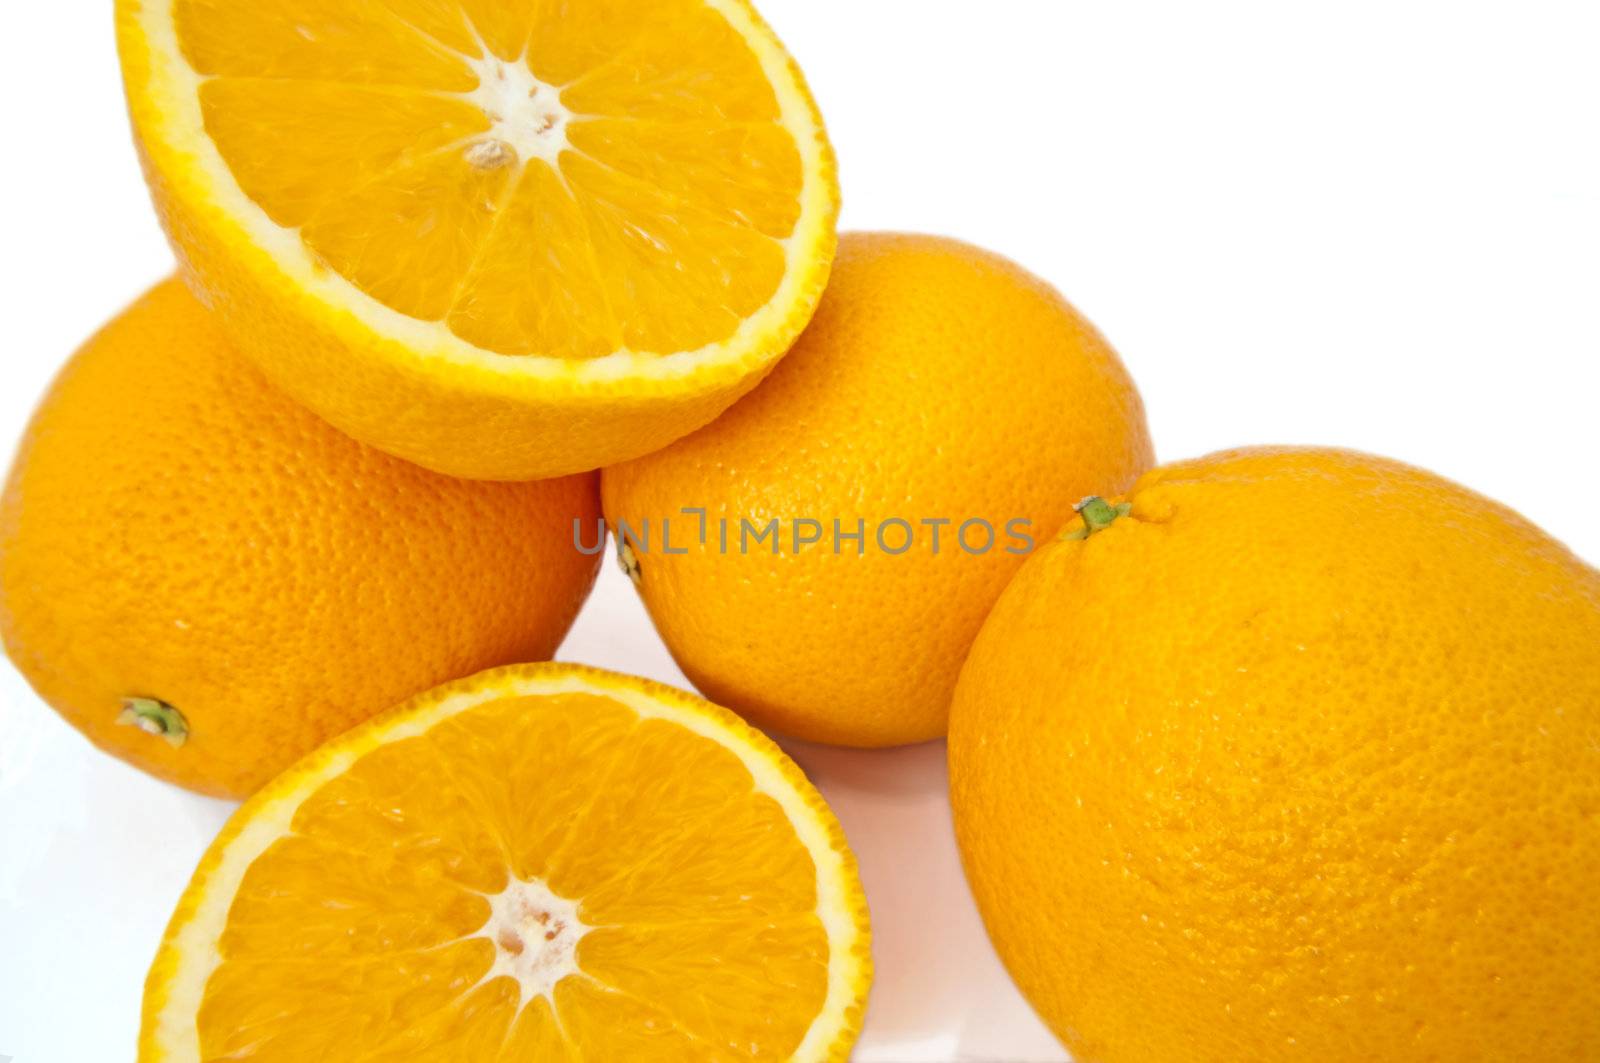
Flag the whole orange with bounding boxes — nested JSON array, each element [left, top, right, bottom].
[[602, 231, 1152, 746], [0, 279, 601, 798], [950, 447, 1600, 1062]]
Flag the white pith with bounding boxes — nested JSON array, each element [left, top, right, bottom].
[[473, 876, 588, 1008], [130, 0, 834, 386], [461, 53, 571, 169], [144, 667, 866, 1062]]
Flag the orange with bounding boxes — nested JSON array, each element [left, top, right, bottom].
[[117, 0, 838, 480], [950, 447, 1600, 1061], [603, 231, 1153, 746], [139, 662, 871, 1061], [0, 279, 600, 798]]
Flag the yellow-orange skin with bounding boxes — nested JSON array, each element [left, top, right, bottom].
[[604, 232, 1152, 747], [0, 279, 601, 798], [950, 447, 1600, 1062]]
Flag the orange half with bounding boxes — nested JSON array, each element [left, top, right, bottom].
[[140, 664, 871, 1060], [117, 0, 838, 479]]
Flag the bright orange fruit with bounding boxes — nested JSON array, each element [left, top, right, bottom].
[[0, 279, 600, 797], [140, 663, 872, 1061], [950, 447, 1600, 1061], [604, 232, 1153, 746], [117, 0, 839, 479]]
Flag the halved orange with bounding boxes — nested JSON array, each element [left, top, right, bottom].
[[140, 663, 871, 1060], [117, 0, 838, 480]]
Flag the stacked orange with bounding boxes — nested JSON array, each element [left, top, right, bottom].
[[5, 0, 875, 1057], [1, 2, 1596, 1061]]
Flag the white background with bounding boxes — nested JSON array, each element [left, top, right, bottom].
[[2, 2, 1598, 1061]]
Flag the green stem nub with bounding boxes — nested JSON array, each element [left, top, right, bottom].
[[1066, 496, 1131, 540], [117, 698, 189, 748], [616, 538, 643, 586]]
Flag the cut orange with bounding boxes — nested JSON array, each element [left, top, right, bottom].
[[140, 663, 871, 1061], [117, 0, 838, 480]]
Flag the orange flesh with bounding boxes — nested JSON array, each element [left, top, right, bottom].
[[196, 692, 829, 1060], [174, 0, 801, 357]]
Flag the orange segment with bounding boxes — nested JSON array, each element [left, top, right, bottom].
[[419, 692, 640, 883], [519, 0, 749, 88], [545, 716, 819, 920], [139, 664, 870, 1062], [438, 0, 539, 61], [555, 7, 782, 122], [564, 150, 787, 353], [553, 977, 710, 1058], [300, 147, 517, 320], [372, 0, 494, 58], [196, 80, 490, 229], [174, 0, 477, 89], [579, 918, 832, 1055], [447, 162, 622, 359], [567, 118, 804, 237], [500, 997, 579, 1062]]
